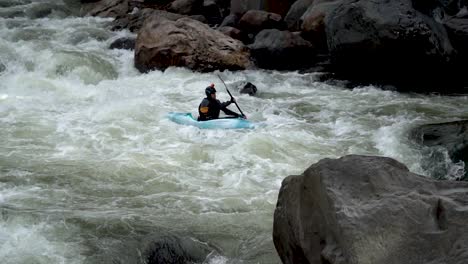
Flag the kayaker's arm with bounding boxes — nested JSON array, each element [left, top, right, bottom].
[[221, 105, 241, 117]]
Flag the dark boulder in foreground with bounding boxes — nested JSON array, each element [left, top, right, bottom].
[[249, 29, 316, 70], [410, 120, 468, 180], [274, 155, 468, 264], [134, 16, 252, 72]]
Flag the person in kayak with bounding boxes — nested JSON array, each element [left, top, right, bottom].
[[198, 83, 244, 121]]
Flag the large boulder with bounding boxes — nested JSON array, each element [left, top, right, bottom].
[[273, 155, 468, 264], [112, 9, 185, 32], [410, 120, 468, 180], [134, 16, 252, 72], [300, 0, 339, 51], [219, 14, 241, 27], [324, 0, 456, 91], [85, 0, 130, 18], [238, 10, 286, 34], [168, 0, 203, 15], [249, 29, 316, 70], [230, 0, 297, 16], [284, 0, 314, 31], [218, 26, 244, 41]]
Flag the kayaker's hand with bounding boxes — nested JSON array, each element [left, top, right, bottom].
[[241, 114, 247, 119], [230, 97, 236, 103]]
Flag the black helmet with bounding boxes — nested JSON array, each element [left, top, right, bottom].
[[205, 86, 216, 97]]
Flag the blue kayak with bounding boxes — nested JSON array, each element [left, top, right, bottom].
[[167, 112, 256, 129]]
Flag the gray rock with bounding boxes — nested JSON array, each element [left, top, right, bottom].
[[112, 9, 185, 32], [219, 14, 240, 27], [239, 10, 286, 34], [168, 0, 203, 15], [134, 16, 252, 72], [249, 29, 315, 70], [230, 0, 297, 16], [85, 0, 130, 18], [274, 155, 468, 264], [284, 0, 314, 31]]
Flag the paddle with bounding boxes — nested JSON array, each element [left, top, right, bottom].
[[217, 74, 247, 119]]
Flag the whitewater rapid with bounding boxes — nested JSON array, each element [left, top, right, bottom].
[[1, 1, 467, 263]]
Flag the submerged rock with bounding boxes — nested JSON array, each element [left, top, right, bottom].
[[410, 120, 468, 180], [134, 16, 252, 72], [239, 82, 257, 95], [103, 231, 218, 264], [274, 155, 468, 264], [109, 37, 135, 50]]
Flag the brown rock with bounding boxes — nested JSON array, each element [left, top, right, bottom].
[[134, 16, 252, 72]]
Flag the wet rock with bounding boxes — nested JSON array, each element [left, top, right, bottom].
[[284, 0, 314, 31], [134, 16, 252, 72], [238, 10, 286, 34], [410, 120, 468, 180], [109, 37, 135, 50], [168, 0, 203, 15], [144, 234, 213, 264], [102, 231, 218, 264], [0, 63, 6, 73], [239, 82, 257, 95], [249, 29, 315, 70], [274, 155, 468, 264]]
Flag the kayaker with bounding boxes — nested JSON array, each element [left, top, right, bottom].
[[198, 83, 244, 121]]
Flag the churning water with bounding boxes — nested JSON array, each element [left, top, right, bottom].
[[1, 1, 467, 263]]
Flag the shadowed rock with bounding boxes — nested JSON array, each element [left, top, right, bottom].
[[284, 0, 314, 31], [112, 8, 185, 32], [134, 16, 252, 72], [274, 155, 468, 264], [239, 10, 286, 34], [249, 29, 315, 70], [85, 0, 130, 18], [168, 0, 203, 15]]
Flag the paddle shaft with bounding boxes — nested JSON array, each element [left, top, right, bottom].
[[217, 75, 246, 118]]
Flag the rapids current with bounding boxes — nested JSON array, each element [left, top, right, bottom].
[[1, 1, 467, 263]]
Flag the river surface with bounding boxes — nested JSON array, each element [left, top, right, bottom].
[[1, 1, 467, 263]]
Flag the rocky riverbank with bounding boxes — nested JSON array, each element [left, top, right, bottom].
[[80, 0, 468, 93]]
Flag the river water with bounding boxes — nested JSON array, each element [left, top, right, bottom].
[[1, 1, 467, 263]]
